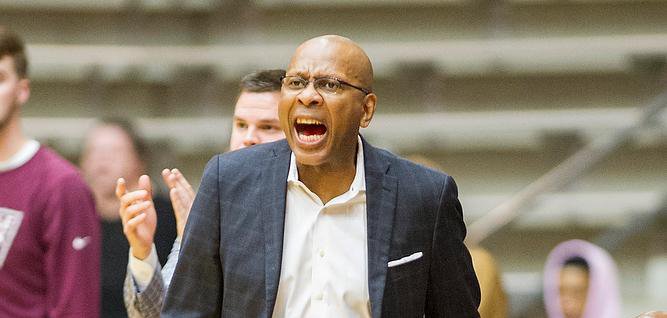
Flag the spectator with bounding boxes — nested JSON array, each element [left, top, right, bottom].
[[80, 118, 177, 317], [0, 26, 100, 317], [543, 239, 621, 318]]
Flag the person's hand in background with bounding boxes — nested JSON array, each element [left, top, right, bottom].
[[161, 168, 195, 238], [116, 175, 157, 260]]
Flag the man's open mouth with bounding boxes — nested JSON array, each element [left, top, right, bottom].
[[294, 118, 327, 144]]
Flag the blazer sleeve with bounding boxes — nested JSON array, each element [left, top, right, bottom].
[[124, 264, 164, 318], [425, 175, 481, 317], [162, 155, 223, 317]]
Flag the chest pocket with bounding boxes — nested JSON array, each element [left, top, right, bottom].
[[387, 253, 426, 282]]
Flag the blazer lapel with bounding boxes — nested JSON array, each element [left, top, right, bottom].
[[261, 140, 291, 317], [363, 138, 398, 318]]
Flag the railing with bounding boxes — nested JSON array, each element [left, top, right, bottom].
[[466, 90, 667, 245]]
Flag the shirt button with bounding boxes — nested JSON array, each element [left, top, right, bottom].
[[319, 249, 325, 257]]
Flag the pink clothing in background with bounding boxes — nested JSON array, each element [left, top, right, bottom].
[[543, 239, 621, 318]]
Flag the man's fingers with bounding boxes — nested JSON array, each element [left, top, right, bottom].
[[170, 187, 191, 214], [121, 201, 152, 226], [169, 183, 193, 210], [119, 190, 150, 209], [115, 178, 127, 199], [172, 169, 195, 195], [162, 168, 195, 198], [138, 175, 152, 196], [124, 212, 147, 233], [161, 168, 177, 189], [177, 187, 194, 209], [169, 187, 180, 207], [125, 201, 152, 218]]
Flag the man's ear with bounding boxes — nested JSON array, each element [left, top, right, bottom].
[[16, 78, 30, 105], [359, 93, 377, 128]]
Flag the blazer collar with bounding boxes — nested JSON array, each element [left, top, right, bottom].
[[362, 136, 398, 318], [261, 140, 291, 317]]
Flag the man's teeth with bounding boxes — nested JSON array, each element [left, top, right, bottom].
[[298, 132, 325, 142], [296, 118, 323, 125]]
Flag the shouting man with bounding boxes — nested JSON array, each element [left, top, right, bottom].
[[163, 35, 480, 317]]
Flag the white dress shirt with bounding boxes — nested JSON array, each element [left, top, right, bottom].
[[128, 238, 181, 292], [273, 137, 371, 318], [129, 245, 159, 291]]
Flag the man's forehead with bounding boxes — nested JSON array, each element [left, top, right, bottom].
[[233, 112, 280, 124], [234, 104, 278, 116], [236, 91, 279, 107], [287, 55, 359, 82], [84, 126, 134, 153], [289, 42, 345, 69], [288, 62, 344, 78], [88, 125, 127, 141], [288, 37, 372, 86], [234, 92, 280, 120]]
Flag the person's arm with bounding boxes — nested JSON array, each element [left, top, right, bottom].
[[162, 155, 223, 317], [124, 246, 164, 318], [161, 236, 181, 290], [120, 168, 192, 318], [42, 173, 101, 317], [424, 175, 481, 317], [123, 236, 179, 318], [123, 236, 181, 318]]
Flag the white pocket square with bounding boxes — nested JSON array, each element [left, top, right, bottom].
[[388, 252, 423, 268]]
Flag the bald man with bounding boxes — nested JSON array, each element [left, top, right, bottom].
[[162, 35, 480, 317]]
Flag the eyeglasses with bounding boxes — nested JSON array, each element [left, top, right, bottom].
[[281, 75, 371, 95]]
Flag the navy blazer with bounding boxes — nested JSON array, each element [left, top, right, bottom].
[[162, 138, 480, 317]]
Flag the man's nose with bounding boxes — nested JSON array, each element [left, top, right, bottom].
[[296, 81, 323, 107], [243, 126, 260, 147]]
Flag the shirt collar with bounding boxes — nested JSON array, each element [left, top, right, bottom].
[[287, 135, 366, 192], [0, 139, 40, 172]]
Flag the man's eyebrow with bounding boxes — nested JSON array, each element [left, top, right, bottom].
[[256, 119, 280, 124], [287, 71, 347, 81], [316, 73, 348, 81], [287, 70, 307, 77], [233, 117, 279, 124]]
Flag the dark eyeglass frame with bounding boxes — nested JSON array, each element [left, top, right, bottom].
[[280, 75, 372, 95]]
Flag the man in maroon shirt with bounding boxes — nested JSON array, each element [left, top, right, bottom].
[[0, 26, 101, 317]]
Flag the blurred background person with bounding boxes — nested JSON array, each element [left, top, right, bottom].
[[0, 26, 100, 317], [543, 239, 621, 318], [80, 117, 177, 318], [470, 247, 509, 318], [120, 69, 285, 318]]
